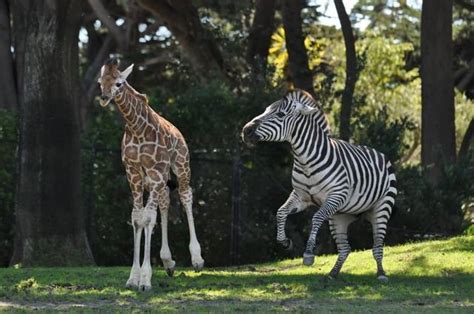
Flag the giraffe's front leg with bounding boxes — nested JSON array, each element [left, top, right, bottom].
[[126, 210, 143, 289], [124, 165, 144, 289], [157, 187, 176, 277], [276, 190, 307, 250], [139, 208, 156, 291], [139, 187, 160, 291]]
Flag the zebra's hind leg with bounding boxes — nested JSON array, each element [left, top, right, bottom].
[[328, 214, 358, 278], [367, 201, 393, 282]]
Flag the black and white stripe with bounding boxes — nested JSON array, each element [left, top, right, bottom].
[[242, 89, 397, 281]]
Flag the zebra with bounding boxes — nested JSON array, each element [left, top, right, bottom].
[[241, 89, 397, 281]]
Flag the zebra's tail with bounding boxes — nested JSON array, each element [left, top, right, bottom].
[[385, 161, 397, 215]]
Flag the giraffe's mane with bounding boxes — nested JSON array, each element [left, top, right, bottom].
[[125, 82, 149, 105]]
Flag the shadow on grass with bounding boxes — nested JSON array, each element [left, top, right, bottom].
[[1, 268, 472, 306]]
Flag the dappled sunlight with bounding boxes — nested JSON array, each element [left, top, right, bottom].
[[0, 236, 472, 310]]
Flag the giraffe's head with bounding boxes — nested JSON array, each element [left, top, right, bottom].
[[241, 90, 319, 146], [97, 58, 134, 107]]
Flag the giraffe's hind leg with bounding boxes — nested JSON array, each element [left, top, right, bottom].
[[173, 162, 204, 272], [365, 200, 393, 282], [328, 214, 357, 278]]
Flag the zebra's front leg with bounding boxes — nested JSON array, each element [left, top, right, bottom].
[[303, 198, 340, 266], [276, 190, 307, 250]]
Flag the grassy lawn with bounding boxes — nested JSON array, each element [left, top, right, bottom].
[[0, 236, 472, 312]]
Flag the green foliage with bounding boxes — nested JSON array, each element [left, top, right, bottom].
[[0, 109, 18, 267], [352, 106, 415, 163], [0, 236, 472, 311], [392, 161, 473, 238]]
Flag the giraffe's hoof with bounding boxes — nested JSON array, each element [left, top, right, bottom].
[[139, 284, 152, 292], [303, 253, 315, 266], [165, 267, 175, 277], [125, 278, 139, 289], [377, 275, 389, 283], [279, 239, 294, 251], [125, 282, 139, 289], [193, 261, 205, 272]]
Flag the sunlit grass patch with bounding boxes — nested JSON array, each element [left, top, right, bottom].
[[0, 236, 472, 312]]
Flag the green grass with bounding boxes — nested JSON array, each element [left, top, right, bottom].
[[0, 236, 473, 312]]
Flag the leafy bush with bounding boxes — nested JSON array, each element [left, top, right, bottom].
[[391, 159, 473, 240]]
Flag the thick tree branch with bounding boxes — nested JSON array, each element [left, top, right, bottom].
[[458, 119, 474, 160], [456, 59, 474, 92], [87, 0, 125, 48], [247, 0, 276, 78], [455, 0, 474, 11], [335, 0, 358, 141], [282, 0, 314, 96], [137, 0, 226, 78]]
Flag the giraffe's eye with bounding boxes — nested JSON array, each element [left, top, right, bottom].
[[116, 82, 122, 87], [276, 112, 285, 118]]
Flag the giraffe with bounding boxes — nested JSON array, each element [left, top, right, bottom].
[[97, 58, 204, 291]]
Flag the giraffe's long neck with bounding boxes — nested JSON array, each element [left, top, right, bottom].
[[114, 82, 151, 135]]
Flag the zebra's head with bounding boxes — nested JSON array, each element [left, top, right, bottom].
[[97, 58, 134, 107], [241, 89, 321, 146]]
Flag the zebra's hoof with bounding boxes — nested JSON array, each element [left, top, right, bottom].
[[279, 239, 294, 251], [377, 275, 389, 283], [303, 253, 315, 266]]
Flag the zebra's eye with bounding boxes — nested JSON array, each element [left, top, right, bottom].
[[276, 112, 285, 118], [115, 82, 122, 88]]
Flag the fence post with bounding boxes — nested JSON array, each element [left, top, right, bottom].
[[230, 144, 242, 265]]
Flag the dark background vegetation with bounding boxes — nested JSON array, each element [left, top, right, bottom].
[[0, 0, 473, 268]]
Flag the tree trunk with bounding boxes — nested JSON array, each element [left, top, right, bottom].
[[421, 0, 456, 186], [10, 0, 95, 266], [335, 0, 357, 141], [137, 0, 227, 78], [247, 0, 276, 79], [282, 0, 314, 96], [0, 0, 17, 109]]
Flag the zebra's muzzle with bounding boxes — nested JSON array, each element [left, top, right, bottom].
[[241, 122, 261, 146]]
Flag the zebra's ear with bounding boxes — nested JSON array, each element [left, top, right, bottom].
[[295, 102, 318, 115]]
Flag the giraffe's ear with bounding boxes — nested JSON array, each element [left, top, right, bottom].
[[120, 64, 134, 81]]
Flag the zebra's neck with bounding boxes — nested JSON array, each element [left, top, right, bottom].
[[290, 114, 332, 166], [114, 83, 150, 135]]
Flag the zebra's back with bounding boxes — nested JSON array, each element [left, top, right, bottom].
[[335, 139, 396, 215]]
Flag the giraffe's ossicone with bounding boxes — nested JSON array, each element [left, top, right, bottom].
[[98, 58, 204, 291]]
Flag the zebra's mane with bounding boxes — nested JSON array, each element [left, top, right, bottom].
[[285, 89, 332, 136]]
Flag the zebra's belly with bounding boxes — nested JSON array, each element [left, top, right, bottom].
[[339, 190, 385, 214], [293, 184, 330, 207], [293, 176, 386, 214]]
